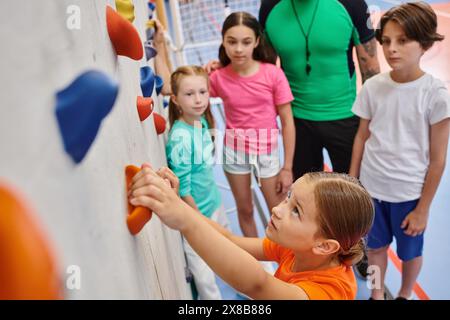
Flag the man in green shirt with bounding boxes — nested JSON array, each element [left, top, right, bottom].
[[260, 0, 380, 179]]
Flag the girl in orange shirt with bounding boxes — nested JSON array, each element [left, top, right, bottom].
[[129, 166, 374, 300]]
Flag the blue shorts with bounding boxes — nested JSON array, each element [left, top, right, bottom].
[[367, 198, 423, 261]]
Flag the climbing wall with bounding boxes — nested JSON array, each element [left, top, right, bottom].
[[0, 0, 190, 299]]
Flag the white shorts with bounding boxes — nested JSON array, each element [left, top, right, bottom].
[[222, 145, 281, 184]]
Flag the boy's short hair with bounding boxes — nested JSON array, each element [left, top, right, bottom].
[[375, 1, 444, 50]]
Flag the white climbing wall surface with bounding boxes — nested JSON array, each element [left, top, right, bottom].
[[0, 0, 191, 299]]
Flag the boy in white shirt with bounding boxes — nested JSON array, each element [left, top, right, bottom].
[[349, 2, 450, 300]]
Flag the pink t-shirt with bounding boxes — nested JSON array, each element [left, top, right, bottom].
[[209, 63, 293, 154]]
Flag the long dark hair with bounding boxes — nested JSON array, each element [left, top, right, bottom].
[[168, 65, 215, 130], [218, 11, 276, 67]]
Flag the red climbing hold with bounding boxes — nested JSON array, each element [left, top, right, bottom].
[[153, 112, 166, 135], [106, 6, 143, 60], [137, 96, 154, 121]]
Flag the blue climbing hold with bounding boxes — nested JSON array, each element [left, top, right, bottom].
[[144, 41, 158, 61], [148, 2, 156, 12], [163, 98, 169, 109], [140, 66, 155, 97], [55, 70, 119, 164], [155, 75, 164, 95]]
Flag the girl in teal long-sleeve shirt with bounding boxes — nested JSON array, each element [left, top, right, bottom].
[[165, 65, 228, 300]]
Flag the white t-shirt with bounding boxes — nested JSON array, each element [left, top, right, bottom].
[[352, 72, 450, 202]]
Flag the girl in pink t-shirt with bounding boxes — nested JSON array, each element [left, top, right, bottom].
[[209, 12, 295, 237]]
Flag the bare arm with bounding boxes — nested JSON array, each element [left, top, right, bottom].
[[157, 166, 267, 260], [355, 38, 380, 84], [401, 119, 450, 236], [416, 119, 450, 212], [153, 20, 172, 95], [181, 195, 200, 211], [203, 216, 267, 261], [349, 118, 371, 178], [278, 103, 295, 172], [277, 103, 295, 194]]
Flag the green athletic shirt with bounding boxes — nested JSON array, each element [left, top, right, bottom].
[[259, 0, 375, 121]]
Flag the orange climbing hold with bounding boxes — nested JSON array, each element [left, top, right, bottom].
[[153, 112, 166, 135], [106, 5, 143, 60], [0, 182, 62, 299], [125, 166, 152, 235], [136, 96, 153, 121], [115, 0, 135, 23]]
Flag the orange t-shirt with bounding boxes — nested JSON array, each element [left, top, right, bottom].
[[263, 238, 357, 300]]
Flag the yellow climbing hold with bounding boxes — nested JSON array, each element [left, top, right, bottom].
[[115, 0, 135, 23], [146, 19, 155, 29]]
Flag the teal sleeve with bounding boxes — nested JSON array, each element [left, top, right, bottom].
[[167, 129, 193, 197], [171, 158, 192, 197]]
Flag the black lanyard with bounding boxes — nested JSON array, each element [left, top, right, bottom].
[[290, 0, 320, 76]]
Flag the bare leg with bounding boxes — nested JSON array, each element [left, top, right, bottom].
[[260, 174, 285, 216], [367, 246, 389, 300], [224, 172, 257, 237], [398, 256, 422, 299]]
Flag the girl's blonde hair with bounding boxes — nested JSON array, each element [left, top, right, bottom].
[[303, 172, 374, 266], [168, 65, 215, 130]]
